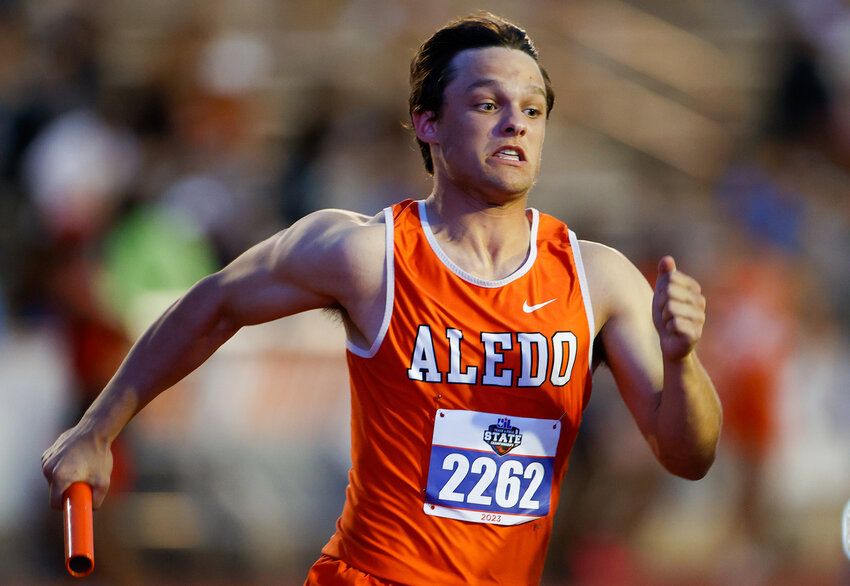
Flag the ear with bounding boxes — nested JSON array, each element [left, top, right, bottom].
[[412, 110, 438, 144]]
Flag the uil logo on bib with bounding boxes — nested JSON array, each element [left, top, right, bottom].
[[484, 418, 522, 456]]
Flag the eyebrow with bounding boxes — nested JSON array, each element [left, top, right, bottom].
[[464, 78, 547, 99]]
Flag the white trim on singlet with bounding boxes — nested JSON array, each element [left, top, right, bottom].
[[418, 200, 539, 288], [346, 206, 395, 358], [568, 229, 595, 368]]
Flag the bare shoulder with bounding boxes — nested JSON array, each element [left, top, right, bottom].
[[278, 208, 384, 253], [272, 208, 386, 294], [213, 208, 386, 326], [273, 208, 387, 343], [577, 239, 653, 332]]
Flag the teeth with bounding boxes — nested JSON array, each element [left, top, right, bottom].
[[496, 149, 520, 160]]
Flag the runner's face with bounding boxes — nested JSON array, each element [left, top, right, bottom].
[[424, 47, 548, 203]]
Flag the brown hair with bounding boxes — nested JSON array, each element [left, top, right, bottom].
[[409, 13, 555, 174]]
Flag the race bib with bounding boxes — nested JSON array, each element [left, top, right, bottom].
[[423, 409, 560, 526]]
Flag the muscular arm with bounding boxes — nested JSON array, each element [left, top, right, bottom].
[[582, 242, 722, 480], [42, 209, 386, 508]]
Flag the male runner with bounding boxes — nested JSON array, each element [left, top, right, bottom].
[[42, 14, 722, 585]]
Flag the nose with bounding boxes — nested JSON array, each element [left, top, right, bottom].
[[500, 106, 527, 137]]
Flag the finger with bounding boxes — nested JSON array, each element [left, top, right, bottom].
[[665, 271, 702, 295], [91, 480, 110, 510], [50, 476, 71, 510], [664, 287, 705, 309], [665, 315, 702, 340], [91, 455, 113, 510], [661, 309, 703, 334], [660, 286, 706, 310], [657, 255, 676, 277], [41, 456, 53, 481], [655, 287, 706, 323], [52, 473, 109, 510], [661, 300, 706, 324], [662, 295, 706, 318]]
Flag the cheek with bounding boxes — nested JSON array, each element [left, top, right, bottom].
[[436, 115, 491, 162], [444, 128, 481, 157]]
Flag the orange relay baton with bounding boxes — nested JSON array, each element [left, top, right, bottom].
[[63, 482, 94, 577]]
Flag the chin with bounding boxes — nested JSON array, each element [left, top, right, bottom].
[[487, 176, 534, 198], [482, 186, 531, 207]]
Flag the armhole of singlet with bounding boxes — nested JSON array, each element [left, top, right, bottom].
[[568, 229, 595, 369], [346, 206, 395, 358]]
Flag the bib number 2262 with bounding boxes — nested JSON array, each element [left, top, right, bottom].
[[423, 410, 560, 526]]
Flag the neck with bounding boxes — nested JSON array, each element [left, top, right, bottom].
[[423, 191, 532, 281]]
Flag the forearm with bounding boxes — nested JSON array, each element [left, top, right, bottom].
[[653, 352, 722, 479], [81, 274, 239, 444]]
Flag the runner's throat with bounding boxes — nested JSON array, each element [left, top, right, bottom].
[[423, 201, 534, 281]]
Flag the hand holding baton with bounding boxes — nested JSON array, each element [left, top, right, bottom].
[[63, 482, 94, 577]]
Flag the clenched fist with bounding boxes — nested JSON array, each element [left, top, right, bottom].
[[652, 256, 706, 362], [41, 424, 113, 510]]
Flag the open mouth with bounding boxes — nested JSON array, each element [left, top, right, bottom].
[[492, 147, 525, 163]]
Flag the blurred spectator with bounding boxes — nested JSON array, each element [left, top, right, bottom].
[[100, 200, 219, 337], [22, 107, 139, 241]]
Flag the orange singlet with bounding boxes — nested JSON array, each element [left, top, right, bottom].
[[317, 199, 594, 585]]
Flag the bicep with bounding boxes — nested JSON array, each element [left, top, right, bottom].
[[214, 212, 364, 327], [215, 251, 333, 327]]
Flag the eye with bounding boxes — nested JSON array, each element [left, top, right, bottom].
[[524, 107, 542, 118], [476, 102, 497, 112]]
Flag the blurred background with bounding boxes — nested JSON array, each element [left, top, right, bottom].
[[2, 0, 849, 584]]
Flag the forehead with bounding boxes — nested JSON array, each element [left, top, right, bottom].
[[446, 47, 545, 93]]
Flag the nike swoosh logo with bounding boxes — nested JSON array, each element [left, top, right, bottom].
[[523, 298, 557, 313]]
